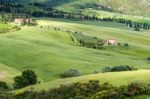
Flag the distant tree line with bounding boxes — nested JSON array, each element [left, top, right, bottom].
[[0, 0, 150, 30], [0, 0, 23, 13], [102, 65, 137, 73], [50, 13, 150, 30], [26, 11, 150, 30]]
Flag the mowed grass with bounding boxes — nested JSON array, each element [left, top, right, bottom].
[[14, 70, 150, 93], [0, 19, 149, 84]]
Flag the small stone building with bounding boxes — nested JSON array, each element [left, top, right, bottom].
[[106, 39, 117, 45], [14, 18, 32, 24]]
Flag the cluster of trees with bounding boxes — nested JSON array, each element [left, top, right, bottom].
[[0, 81, 8, 91], [0, 70, 37, 92], [13, 70, 37, 89], [0, 14, 38, 26], [48, 27, 105, 49], [71, 32, 104, 49], [31, 10, 146, 30], [36, 12, 150, 30], [2, 80, 150, 99], [102, 65, 137, 73], [0, 14, 15, 22], [50, 27, 129, 49], [0, 0, 23, 13]]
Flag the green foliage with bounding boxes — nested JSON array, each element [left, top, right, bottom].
[[134, 28, 141, 31], [71, 32, 104, 49], [125, 82, 150, 96], [8, 81, 150, 99], [0, 81, 8, 91], [102, 65, 137, 73], [0, 23, 18, 34], [0, 14, 14, 22], [13, 80, 101, 99], [147, 57, 150, 61], [14, 70, 37, 89], [124, 43, 129, 47], [60, 69, 81, 78]]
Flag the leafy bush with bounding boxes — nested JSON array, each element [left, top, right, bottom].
[[134, 27, 141, 31], [2, 81, 150, 99], [92, 90, 125, 99], [102, 67, 112, 73], [60, 69, 81, 78], [147, 57, 150, 61], [14, 80, 100, 99], [0, 81, 8, 90], [14, 70, 37, 89], [102, 65, 137, 73], [125, 82, 150, 96], [124, 43, 129, 47]]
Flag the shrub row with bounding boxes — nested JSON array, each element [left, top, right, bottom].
[[102, 65, 137, 73], [1, 80, 150, 99], [60, 69, 81, 78]]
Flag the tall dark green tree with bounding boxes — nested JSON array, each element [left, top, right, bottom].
[[14, 70, 37, 89]]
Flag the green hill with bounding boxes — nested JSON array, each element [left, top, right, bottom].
[[0, 0, 150, 98], [14, 70, 150, 93], [0, 19, 149, 83], [15, 0, 150, 17]]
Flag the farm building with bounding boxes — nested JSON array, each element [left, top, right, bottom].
[[106, 39, 117, 45], [14, 18, 32, 24]]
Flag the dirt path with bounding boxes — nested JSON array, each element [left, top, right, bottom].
[[0, 72, 7, 79]]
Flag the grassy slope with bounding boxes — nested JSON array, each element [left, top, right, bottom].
[[0, 19, 149, 84], [0, 63, 20, 84], [0, 23, 15, 31], [0, 23, 20, 84], [14, 70, 150, 93]]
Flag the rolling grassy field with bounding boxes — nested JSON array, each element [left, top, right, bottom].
[[1, 0, 150, 98], [0, 18, 149, 86], [14, 70, 150, 93], [0, 22, 20, 84]]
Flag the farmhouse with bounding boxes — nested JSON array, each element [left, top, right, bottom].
[[14, 18, 24, 24], [14, 18, 32, 24], [106, 39, 117, 45]]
